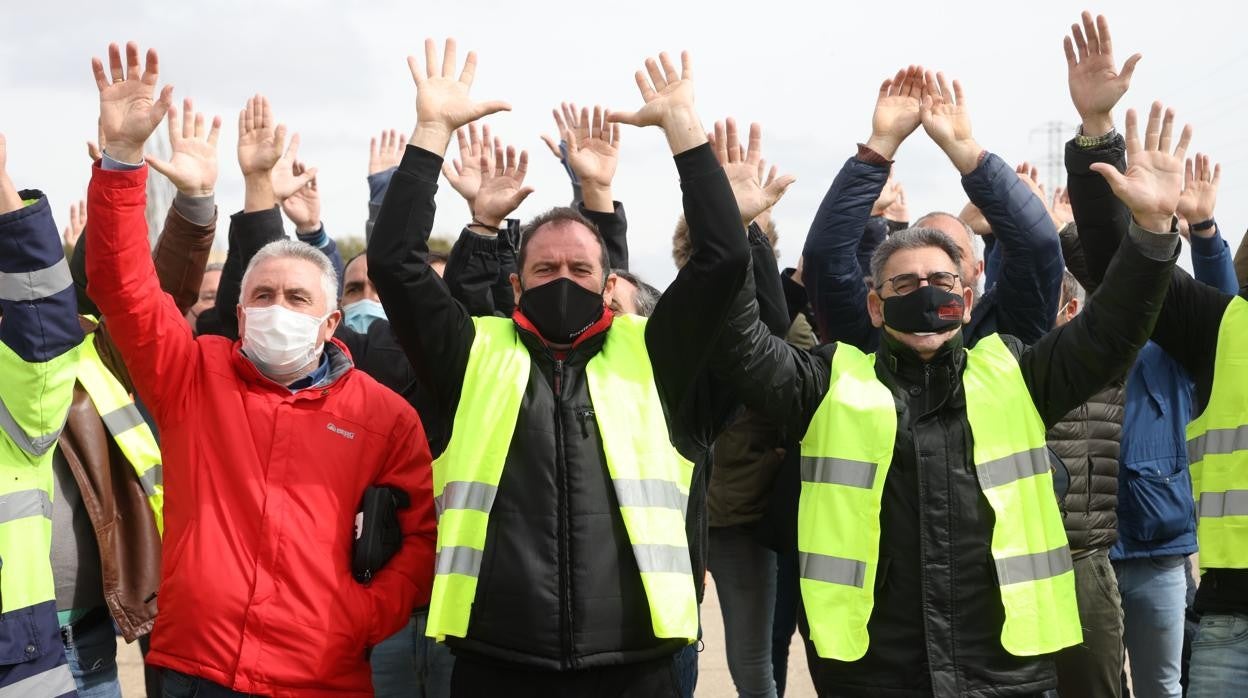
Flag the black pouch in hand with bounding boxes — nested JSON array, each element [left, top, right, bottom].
[[352, 486, 411, 584]]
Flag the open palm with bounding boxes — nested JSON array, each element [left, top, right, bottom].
[[1090, 103, 1190, 232], [92, 42, 173, 159]]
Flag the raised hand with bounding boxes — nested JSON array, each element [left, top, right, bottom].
[[1065, 12, 1141, 137], [709, 118, 795, 227], [1176, 153, 1221, 232], [369, 129, 408, 175], [958, 201, 992, 236], [472, 142, 534, 229], [872, 174, 903, 217], [145, 98, 221, 197], [608, 51, 704, 154], [442, 122, 496, 207], [866, 65, 924, 160], [1090, 102, 1191, 233], [237, 95, 287, 178], [920, 70, 981, 174], [563, 105, 620, 211], [0, 134, 19, 214], [1052, 187, 1074, 229], [407, 38, 511, 155], [62, 200, 88, 249], [539, 102, 581, 162], [91, 42, 174, 164], [281, 162, 321, 233], [271, 134, 316, 201], [883, 183, 909, 223]]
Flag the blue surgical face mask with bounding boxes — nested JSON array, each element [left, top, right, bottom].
[[342, 299, 387, 333]]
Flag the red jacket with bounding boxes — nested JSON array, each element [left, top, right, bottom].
[[85, 163, 436, 696]]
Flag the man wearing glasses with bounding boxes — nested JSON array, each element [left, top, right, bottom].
[[704, 85, 1187, 696]]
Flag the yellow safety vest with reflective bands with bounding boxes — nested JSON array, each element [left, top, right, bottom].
[[798, 334, 1082, 661], [1187, 296, 1248, 569], [426, 315, 698, 644]]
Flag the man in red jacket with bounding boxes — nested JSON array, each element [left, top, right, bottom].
[[83, 42, 436, 697]]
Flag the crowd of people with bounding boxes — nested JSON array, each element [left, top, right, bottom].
[[2, 9, 1247, 698]]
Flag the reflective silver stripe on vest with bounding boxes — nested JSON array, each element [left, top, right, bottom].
[[0, 662, 76, 698], [1198, 490, 1248, 519], [976, 447, 1049, 490], [435, 545, 484, 577], [0, 488, 53, 524], [801, 456, 877, 489], [613, 478, 689, 514], [0, 258, 73, 302], [99, 403, 146, 436], [799, 551, 867, 588], [633, 544, 693, 574], [434, 481, 498, 519], [137, 465, 163, 498], [994, 546, 1074, 586], [1188, 425, 1248, 464], [0, 395, 65, 458]]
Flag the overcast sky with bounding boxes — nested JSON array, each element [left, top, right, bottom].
[[3, 0, 1245, 287]]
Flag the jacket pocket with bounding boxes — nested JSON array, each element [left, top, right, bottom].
[[0, 605, 43, 665], [1120, 462, 1193, 544]]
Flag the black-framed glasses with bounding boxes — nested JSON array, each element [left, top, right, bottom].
[[877, 271, 960, 295]]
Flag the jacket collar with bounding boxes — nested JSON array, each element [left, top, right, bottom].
[[231, 337, 356, 398], [512, 306, 614, 361]]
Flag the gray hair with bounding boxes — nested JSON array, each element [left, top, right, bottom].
[[205, 262, 225, 273], [612, 268, 661, 317], [915, 211, 984, 264], [1060, 269, 1086, 307], [869, 227, 965, 290], [241, 239, 340, 312]]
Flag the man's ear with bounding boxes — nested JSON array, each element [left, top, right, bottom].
[[323, 309, 342, 340], [236, 304, 245, 335], [962, 284, 975, 324], [602, 272, 618, 306], [867, 289, 885, 328], [510, 273, 522, 305]]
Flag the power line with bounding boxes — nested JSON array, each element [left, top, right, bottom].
[[1030, 121, 1076, 196]]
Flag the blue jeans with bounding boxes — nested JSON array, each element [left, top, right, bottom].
[[61, 611, 121, 698], [1113, 556, 1187, 698], [1187, 613, 1248, 698], [708, 525, 778, 698], [371, 609, 455, 698], [163, 669, 257, 697]]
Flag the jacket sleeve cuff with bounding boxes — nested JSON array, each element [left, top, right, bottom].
[[101, 152, 144, 171], [459, 227, 500, 253], [296, 225, 330, 248], [172, 192, 216, 227], [1188, 226, 1228, 258], [855, 144, 893, 166], [674, 143, 720, 180], [1128, 221, 1180, 262], [399, 145, 444, 183]]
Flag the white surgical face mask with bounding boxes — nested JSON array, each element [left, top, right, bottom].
[[242, 304, 329, 377]]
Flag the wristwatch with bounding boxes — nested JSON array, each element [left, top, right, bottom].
[[1074, 125, 1118, 149]]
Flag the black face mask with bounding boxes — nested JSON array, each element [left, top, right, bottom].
[[518, 277, 605, 344], [881, 285, 966, 334]]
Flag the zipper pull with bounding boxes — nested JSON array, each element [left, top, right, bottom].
[[576, 408, 595, 438], [554, 359, 564, 396]]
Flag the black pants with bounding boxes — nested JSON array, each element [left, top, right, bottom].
[[1054, 549, 1125, 698], [450, 654, 681, 698]]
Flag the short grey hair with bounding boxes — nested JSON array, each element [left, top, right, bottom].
[[241, 239, 340, 312], [1060, 269, 1086, 307], [869, 227, 965, 290], [205, 262, 225, 273], [915, 211, 983, 263], [612, 268, 661, 317]]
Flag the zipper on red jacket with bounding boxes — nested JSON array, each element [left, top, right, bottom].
[[553, 358, 574, 666]]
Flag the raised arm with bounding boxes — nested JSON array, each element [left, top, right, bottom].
[[1022, 100, 1186, 426], [84, 41, 203, 423], [804, 66, 923, 350], [281, 158, 344, 291], [368, 38, 510, 415], [0, 133, 83, 458], [1177, 153, 1240, 295], [559, 104, 629, 269], [366, 129, 407, 241]]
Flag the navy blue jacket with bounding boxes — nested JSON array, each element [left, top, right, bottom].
[[1113, 227, 1240, 560], [803, 150, 1063, 350]]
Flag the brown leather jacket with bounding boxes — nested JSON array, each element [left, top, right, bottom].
[[60, 201, 214, 641]]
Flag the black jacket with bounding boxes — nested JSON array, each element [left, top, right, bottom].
[[368, 143, 748, 670], [711, 220, 1174, 696], [1064, 134, 1247, 616]]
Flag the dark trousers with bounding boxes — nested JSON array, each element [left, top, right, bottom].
[[163, 669, 258, 697], [772, 545, 800, 696], [450, 654, 681, 698], [1054, 549, 1125, 698]]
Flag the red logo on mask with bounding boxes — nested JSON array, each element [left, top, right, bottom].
[[937, 301, 963, 321]]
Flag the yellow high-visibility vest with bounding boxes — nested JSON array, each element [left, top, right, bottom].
[[74, 329, 164, 534], [426, 315, 697, 644], [798, 334, 1081, 661], [1187, 296, 1248, 569]]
